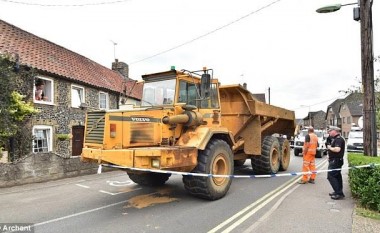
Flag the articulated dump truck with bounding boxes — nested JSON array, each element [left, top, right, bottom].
[[81, 68, 295, 200]]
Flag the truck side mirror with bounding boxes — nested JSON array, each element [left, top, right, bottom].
[[200, 73, 211, 98]]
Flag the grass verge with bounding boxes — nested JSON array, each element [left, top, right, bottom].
[[356, 206, 380, 221]]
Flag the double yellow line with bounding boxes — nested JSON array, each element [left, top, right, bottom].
[[208, 159, 329, 233]]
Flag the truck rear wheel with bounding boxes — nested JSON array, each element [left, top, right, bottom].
[[182, 139, 233, 200], [127, 171, 171, 186], [278, 138, 290, 171], [251, 136, 280, 174]]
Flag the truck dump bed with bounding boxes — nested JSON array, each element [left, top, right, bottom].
[[219, 84, 295, 155]]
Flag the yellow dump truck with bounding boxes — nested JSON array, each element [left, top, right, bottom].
[[81, 68, 295, 200]]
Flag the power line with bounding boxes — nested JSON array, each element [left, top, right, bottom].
[[293, 94, 348, 111], [129, 0, 282, 65], [0, 0, 131, 7]]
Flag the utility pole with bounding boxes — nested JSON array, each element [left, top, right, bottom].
[[360, 0, 377, 156], [316, 0, 377, 155]]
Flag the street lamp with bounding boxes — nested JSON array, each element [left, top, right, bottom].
[[316, 0, 377, 156], [316, 3, 357, 13]]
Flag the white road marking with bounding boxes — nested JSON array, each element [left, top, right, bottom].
[[33, 200, 127, 227], [99, 190, 118, 195], [106, 180, 135, 186], [75, 184, 90, 189], [99, 188, 142, 196]]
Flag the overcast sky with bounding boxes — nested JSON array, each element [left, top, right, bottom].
[[1, 0, 379, 118]]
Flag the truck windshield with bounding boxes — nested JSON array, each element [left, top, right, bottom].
[[141, 79, 176, 106]]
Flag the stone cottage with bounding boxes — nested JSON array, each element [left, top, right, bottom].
[[303, 110, 326, 130], [338, 92, 363, 138], [325, 93, 364, 138], [326, 98, 344, 129], [0, 19, 142, 187]]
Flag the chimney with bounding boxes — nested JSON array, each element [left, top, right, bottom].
[[112, 59, 130, 79], [243, 83, 247, 89]]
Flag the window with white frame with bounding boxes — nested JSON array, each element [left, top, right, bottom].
[[33, 126, 53, 153], [71, 85, 85, 108], [34, 77, 54, 104], [99, 92, 109, 109]]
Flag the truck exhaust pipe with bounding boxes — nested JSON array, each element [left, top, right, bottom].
[[162, 111, 203, 126]]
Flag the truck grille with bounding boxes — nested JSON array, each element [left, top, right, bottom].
[[130, 122, 154, 143], [85, 111, 106, 144]]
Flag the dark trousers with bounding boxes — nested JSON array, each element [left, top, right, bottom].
[[327, 158, 344, 195]]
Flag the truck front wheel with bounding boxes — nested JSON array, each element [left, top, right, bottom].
[[127, 171, 171, 186], [182, 139, 233, 200]]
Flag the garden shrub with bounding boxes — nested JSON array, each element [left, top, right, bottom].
[[348, 153, 380, 212]]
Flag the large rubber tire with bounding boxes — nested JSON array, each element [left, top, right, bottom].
[[278, 138, 290, 171], [127, 171, 171, 186], [251, 136, 280, 174], [182, 139, 233, 200], [316, 150, 322, 158], [294, 148, 301, 156]]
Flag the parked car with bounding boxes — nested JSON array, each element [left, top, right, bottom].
[[293, 129, 327, 158], [346, 130, 364, 153]]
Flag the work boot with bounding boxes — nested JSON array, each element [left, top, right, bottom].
[[329, 192, 336, 196], [297, 180, 308, 184], [308, 179, 315, 184], [331, 194, 345, 200]]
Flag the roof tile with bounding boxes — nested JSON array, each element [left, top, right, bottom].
[[0, 19, 141, 99]]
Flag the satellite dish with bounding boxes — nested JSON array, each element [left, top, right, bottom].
[[358, 116, 363, 129]]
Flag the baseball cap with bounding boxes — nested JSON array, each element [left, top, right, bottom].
[[328, 126, 341, 132]]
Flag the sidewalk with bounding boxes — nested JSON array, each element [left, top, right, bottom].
[[250, 158, 380, 233]]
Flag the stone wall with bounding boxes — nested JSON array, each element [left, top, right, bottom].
[[0, 153, 100, 188], [312, 111, 327, 130]]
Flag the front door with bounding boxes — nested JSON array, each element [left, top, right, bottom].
[[72, 125, 85, 156]]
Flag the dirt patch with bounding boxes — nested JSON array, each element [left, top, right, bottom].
[[125, 188, 178, 209]]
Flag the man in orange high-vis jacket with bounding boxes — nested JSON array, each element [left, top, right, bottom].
[[298, 127, 318, 184]]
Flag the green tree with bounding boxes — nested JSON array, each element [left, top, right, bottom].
[[341, 55, 380, 129], [0, 54, 38, 160]]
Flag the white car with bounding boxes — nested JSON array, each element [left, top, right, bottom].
[[293, 129, 327, 158], [346, 130, 364, 153]]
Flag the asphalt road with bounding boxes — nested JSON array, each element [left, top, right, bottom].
[[0, 151, 327, 233]]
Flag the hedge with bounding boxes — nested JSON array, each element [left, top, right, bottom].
[[348, 153, 380, 212]]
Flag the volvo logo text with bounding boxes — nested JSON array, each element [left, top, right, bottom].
[[131, 117, 151, 122]]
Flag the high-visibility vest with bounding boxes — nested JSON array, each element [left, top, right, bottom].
[[304, 133, 318, 154]]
